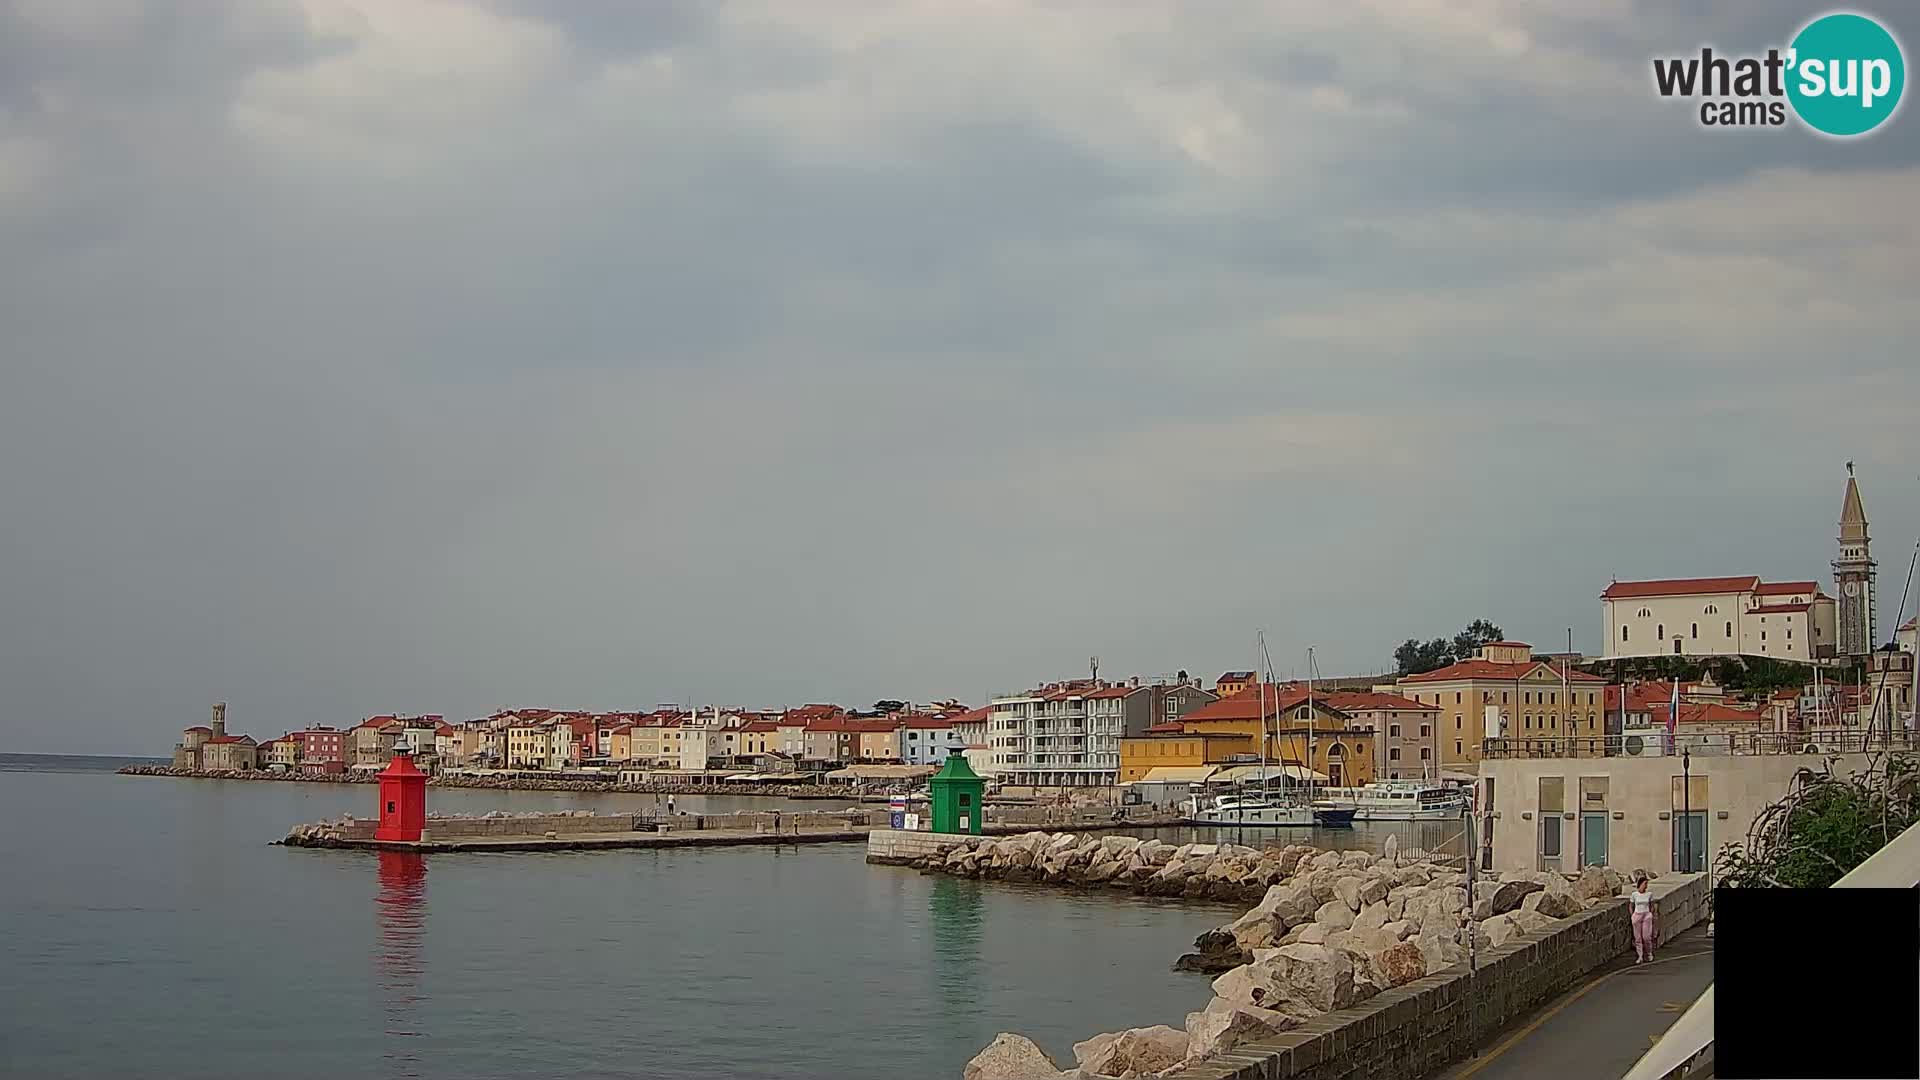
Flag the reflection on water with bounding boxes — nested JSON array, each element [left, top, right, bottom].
[[929, 874, 986, 1048], [376, 851, 428, 1077]]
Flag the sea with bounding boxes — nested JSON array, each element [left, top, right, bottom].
[[0, 754, 1464, 1079]]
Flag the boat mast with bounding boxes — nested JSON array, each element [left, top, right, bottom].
[[1307, 646, 1317, 799], [1258, 630, 1280, 797]]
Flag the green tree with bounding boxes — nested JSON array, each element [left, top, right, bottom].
[[1450, 619, 1507, 663], [872, 699, 909, 715], [1716, 756, 1918, 889], [1392, 619, 1506, 676]]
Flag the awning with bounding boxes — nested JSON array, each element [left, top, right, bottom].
[[1125, 766, 1220, 784], [724, 772, 798, 782], [1207, 763, 1329, 785], [826, 764, 939, 780]]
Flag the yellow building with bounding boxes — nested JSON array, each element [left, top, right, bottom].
[[1390, 641, 1607, 769], [738, 722, 779, 756], [507, 720, 551, 768], [1118, 730, 1255, 782], [264, 737, 298, 769], [1145, 686, 1378, 788]]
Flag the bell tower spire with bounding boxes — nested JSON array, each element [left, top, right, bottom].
[[1835, 463, 1877, 656]]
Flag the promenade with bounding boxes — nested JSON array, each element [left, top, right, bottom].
[[1433, 926, 1714, 1080]]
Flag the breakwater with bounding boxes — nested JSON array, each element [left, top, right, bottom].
[[865, 830, 1699, 1079], [119, 764, 857, 799]]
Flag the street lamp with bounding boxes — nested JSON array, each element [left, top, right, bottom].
[[1681, 745, 1692, 872]]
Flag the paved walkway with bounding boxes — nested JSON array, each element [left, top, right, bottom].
[[1434, 927, 1715, 1080]]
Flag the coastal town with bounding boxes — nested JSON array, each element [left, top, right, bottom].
[[148, 470, 1917, 857]]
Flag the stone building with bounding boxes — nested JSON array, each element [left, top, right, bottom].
[[1835, 464, 1878, 657], [1321, 691, 1442, 781], [1388, 642, 1608, 769]]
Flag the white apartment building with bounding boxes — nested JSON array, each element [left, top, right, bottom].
[[1600, 576, 1837, 662], [989, 679, 1213, 787]]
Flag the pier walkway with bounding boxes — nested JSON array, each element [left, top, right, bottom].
[[1431, 926, 1715, 1080], [289, 817, 1181, 854]]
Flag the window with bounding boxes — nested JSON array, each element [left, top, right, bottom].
[[1725, 621, 1733, 638], [1639, 607, 1652, 618], [1524, 692, 1531, 705], [1502, 692, 1509, 704], [1455, 692, 1462, 704], [1420, 724, 1431, 737], [1691, 623, 1698, 639], [1787, 628, 1793, 640], [1704, 604, 1718, 615], [1389, 724, 1401, 737], [1657, 623, 1664, 639], [1623, 626, 1630, 642], [1455, 740, 1463, 755], [1455, 717, 1462, 729], [1389, 748, 1401, 761], [1761, 631, 1767, 641], [1420, 748, 1432, 760]]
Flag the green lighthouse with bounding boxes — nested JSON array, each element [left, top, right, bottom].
[[927, 750, 986, 835]]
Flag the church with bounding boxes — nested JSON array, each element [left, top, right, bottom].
[[1599, 466, 1876, 663]]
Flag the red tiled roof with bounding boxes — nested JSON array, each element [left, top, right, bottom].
[[1601, 576, 1759, 599], [1754, 581, 1817, 596], [435, 725, 456, 736], [358, 716, 402, 729], [1179, 685, 1347, 724], [1402, 659, 1606, 684], [205, 734, 255, 745], [1217, 671, 1256, 682], [946, 706, 992, 724], [1652, 702, 1767, 726], [1321, 691, 1438, 713], [1085, 685, 1144, 699], [1144, 721, 1186, 733], [739, 721, 781, 733], [184, 725, 212, 733]]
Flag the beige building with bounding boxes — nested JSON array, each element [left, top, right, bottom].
[[200, 734, 259, 771], [263, 737, 298, 769], [1323, 691, 1442, 781], [352, 716, 403, 768], [1389, 642, 1607, 770], [506, 719, 551, 768], [1478, 744, 1899, 876], [1600, 576, 1836, 662]]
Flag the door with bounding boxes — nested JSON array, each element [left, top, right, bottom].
[[1538, 815, 1562, 871], [1672, 812, 1707, 872], [1580, 812, 1609, 867]]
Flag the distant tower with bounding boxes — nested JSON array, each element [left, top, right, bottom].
[[211, 701, 228, 740], [1835, 463, 1877, 657]]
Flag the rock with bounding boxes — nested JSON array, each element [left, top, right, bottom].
[[1212, 962, 1290, 1013], [1481, 913, 1518, 948], [1071, 1032, 1119, 1070], [1508, 909, 1555, 935], [1470, 897, 1495, 921], [1352, 901, 1389, 934], [1373, 939, 1427, 987], [1294, 923, 1328, 945], [964, 1033, 1068, 1080], [1306, 869, 1343, 906], [1415, 930, 1465, 973], [1226, 910, 1282, 954], [1334, 876, 1363, 913], [1572, 865, 1619, 901], [1340, 850, 1374, 870], [1490, 879, 1544, 914], [1392, 865, 1433, 888], [1260, 882, 1315, 924], [1184, 997, 1296, 1062], [1079, 1025, 1188, 1077], [1269, 942, 1359, 1012], [1314, 900, 1356, 931], [1382, 834, 1399, 865], [1523, 885, 1583, 919], [1310, 849, 1343, 871], [1326, 927, 1396, 960], [1357, 874, 1391, 907], [1381, 919, 1413, 941]]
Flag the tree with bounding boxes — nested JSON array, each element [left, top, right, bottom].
[[1716, 756, 1918, 889], [1394, 637, 1453, 676], [1450, 619, 1507, 663], [873, 699, 909, 715], [1393, 619, 1506, 676]]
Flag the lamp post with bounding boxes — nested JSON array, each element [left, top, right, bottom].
[[1681, 745, 1693, 872]]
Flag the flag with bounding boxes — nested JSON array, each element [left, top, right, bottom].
[[1665, 681, 1680, 753]]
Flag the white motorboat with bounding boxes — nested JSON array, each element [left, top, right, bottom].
[[1319, 780, 1468, 821], [1185, 790, 1316, 827]]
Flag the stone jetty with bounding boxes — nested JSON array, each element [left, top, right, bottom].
[[930, 833, 1639, 1079], [119, 763, 859, 799]]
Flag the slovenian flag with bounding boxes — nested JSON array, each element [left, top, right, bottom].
[[1665, 680, 1680, 752]]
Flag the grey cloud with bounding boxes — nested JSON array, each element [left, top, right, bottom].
[[1, 0, 1916, 752]]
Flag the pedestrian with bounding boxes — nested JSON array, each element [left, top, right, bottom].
[[1630, 871, 1656, 964], [667, 794, 676, 816]]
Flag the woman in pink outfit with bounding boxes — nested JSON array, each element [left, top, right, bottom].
[[1629, 872, 1656, 963]]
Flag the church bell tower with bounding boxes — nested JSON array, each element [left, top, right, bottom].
[[1834, 462, 1877, 657]]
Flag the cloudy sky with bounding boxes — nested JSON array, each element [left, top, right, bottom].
[[3, 1, 1916, 753]]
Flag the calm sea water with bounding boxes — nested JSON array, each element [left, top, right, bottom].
[[0, 757, 1466, 1079]]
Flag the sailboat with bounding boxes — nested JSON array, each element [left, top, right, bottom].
[[1304, 646, 1357, 827], [1184, 633, 1315, 827]]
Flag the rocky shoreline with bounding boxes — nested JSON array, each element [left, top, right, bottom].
[[919, 832, 1640, 1079], [116, 764, 858, 800]]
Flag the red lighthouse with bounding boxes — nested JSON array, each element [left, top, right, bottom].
[[374, 753, 427, 842]]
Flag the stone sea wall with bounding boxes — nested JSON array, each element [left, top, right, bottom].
[[282, 808, 888, 846], [892, 831, 1696, 1080]]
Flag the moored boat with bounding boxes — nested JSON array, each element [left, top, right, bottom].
[[1185, 789, 1316, 827], [1318, 780, 1468, 821]]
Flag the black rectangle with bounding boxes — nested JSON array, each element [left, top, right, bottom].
[[1716, 887, 1919, 1079]]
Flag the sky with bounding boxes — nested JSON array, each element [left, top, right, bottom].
[[2, 1, 1917, 754]]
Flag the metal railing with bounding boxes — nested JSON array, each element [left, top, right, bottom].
[[1484, 729, 1920, 759], [1621, 814, 1920, 1079]]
